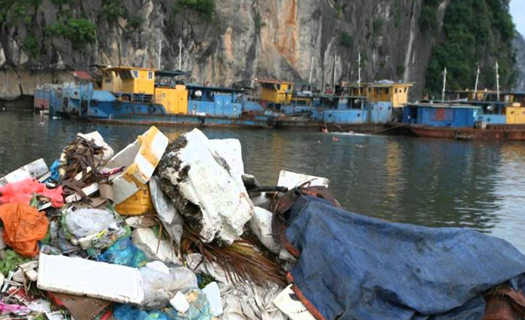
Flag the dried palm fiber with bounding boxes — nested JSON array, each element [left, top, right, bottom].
[[59, 136, 107, 202], [181, 225, 287, 288]]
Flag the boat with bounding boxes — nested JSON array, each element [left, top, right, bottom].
[[402, 102, 525, 141], [256, 79, 413, 132], [43, 66, 277, 128]]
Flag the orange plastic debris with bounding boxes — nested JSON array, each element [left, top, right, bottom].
[[0, 179, 63, 208], [0, 203, 49, 257]]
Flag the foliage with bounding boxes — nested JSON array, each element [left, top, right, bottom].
[[396, 65, 406, 79], [419, 5, 438, 34], [425, 0, 516, 95], [102, 0, 125, 20], [253, 12, 265, 32], [51, 0, 74, 4], [174, 0, 215, 20], [339, 31, 353, 48], [23, 33, 39, 58], [127, 15, 145, 30], [47, 18, 97, 50], [372, 18, 384, 36]]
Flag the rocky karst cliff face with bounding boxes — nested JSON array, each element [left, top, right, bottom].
[[0, 0, 521, 100]]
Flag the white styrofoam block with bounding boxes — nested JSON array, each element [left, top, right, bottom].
[[107, 127, 169, 204], [132, 228, 180, 264], [37, 254, 144, 304], [162, 129, 253, 244], [250, 207, 281, 254], [202, 282, 223, 316], [170, 291, 190, 313], [273, 285, 316, 320], [0, 159, 49, 186], [210, 139, 245, 177], [277, 170, 329, 190], [146, 262, 170, 275]]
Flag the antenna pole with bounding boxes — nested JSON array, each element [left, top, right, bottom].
[[495, 61, 500, 102], [474, 67, 480, 101], [442, 67, 447, 103], [179, 37, 183, 70]]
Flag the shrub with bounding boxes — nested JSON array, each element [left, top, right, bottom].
[[339, 31, 353, 48], [127, 15, 145, 30], [175, 0, 215, 20], [47, 18, 97, 50]]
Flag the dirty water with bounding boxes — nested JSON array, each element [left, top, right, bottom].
[[1, 110, 525, 252]]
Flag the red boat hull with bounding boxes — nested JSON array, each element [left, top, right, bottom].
[[409, 125, 525, 141]]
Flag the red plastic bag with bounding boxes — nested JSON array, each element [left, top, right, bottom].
[[0, 203, 49, 257], [0, 179, 63, 208]]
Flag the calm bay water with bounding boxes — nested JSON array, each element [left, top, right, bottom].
[[1, 109, 525, 252]]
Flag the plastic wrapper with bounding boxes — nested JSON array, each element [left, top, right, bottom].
[[98, 237, 148, 268], [140, 266, 198, 310], [0, 178, 63, 207], [65, 208, 116, 239], [0, 202, 49, 257]]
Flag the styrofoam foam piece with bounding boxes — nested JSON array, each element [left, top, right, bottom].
[[202, 282, 223, 316], [273, 285, 316, 320], [0, 159, 49, 186], [170, 292, 190, 313], [161, 129, 253, 244], [277, 170, 329, 189], [250, 207, 281, 254], [106, 127, 168, 204], [209, 139, 245, 177], [146, 262, 170, 275], [132, 228, 180, 264], [37, 254, 144, 304]]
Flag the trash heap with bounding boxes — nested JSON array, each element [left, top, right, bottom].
[[0, 127, 320, 320], [2, 126, 525, 320]]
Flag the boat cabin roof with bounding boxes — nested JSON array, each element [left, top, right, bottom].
[[186, 84, 245, 94], [257, 79, 294, 85], [104, 66, 156, 72], [156, 70, 188, 78], [407, 103, 481, 109]]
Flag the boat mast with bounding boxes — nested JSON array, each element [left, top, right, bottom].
[[358, 52, 362, 95], [474, 67, 480, 101], [495, 61, 500, 102], [158, 37, 162, 70], [332, 52, 337, 90], [179, 37, 183, 70], [442, 67, 447, 102]]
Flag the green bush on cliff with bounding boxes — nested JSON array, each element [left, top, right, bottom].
[[23, 33, 39, 58], [102, 0, 125, 20], [174, 0, 215, 20], [47, 18, 97, 50], [425, 0, 516, 95], [339, 31, 353, 48]]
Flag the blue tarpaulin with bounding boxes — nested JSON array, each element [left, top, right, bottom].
[[283, 194, 525, 320]]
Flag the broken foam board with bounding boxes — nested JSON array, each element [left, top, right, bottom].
[[106, 127, 168, 205], [0, 159, 49, 186], [277, 170, 329, 190], [273, 284, 316, 320], [37, 254, 143, 304]]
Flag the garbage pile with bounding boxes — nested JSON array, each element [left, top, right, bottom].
[[1, 126, 525, 320]]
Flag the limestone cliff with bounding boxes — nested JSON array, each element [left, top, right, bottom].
[[0, 0, 517, 100]]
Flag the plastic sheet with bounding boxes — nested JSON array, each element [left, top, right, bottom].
[[0, 250, 30, 276], [140, 266, 198, 310], [98, 237, 148, 268], [0, 202, 49, 257], [149, 177, 183, 246], [0, 179, 63, 207], [280, 193, 525, 320], [113, 304, 170, 320], [65, 208, 116, 239]]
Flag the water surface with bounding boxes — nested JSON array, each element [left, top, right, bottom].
[[1, 110, 525, 252]]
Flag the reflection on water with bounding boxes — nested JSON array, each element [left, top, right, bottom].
[[1, 110, 525, 252]]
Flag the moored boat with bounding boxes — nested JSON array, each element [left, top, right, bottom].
[[402, 102, 525, 141]]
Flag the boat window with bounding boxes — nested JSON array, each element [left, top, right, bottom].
[[404, 88, 407, 93], [395, 89, 398, 94], [385, 88, 389, 94], [133, 70, 139, 79], [148, 71, 154, 80]]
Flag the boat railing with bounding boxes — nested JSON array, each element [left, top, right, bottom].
[[115, 93, 155, 104]]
